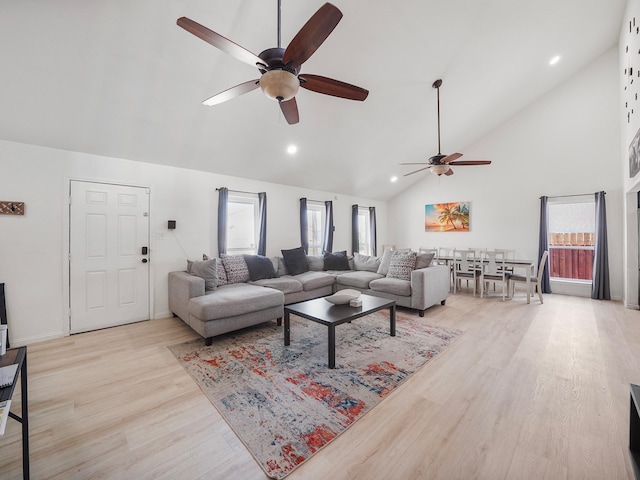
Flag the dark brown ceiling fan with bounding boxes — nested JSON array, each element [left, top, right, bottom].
[[177, 1, 368, 125], [401, 79, 491, 176]]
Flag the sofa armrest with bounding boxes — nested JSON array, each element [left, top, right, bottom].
[[410, 265, 450, 311], [169, 271, 205, 322]]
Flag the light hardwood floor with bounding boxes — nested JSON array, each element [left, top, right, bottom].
[[1, 291, 639, 479]]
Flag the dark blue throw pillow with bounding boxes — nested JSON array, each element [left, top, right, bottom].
[[281, 247, 309, 276], [323, 250, 351, 271], [243, 255, 276, 281]]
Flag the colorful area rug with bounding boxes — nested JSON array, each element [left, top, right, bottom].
[[168, 310, 462, 479]]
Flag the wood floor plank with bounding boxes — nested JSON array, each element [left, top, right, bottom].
[[0, 295, 638, 479]]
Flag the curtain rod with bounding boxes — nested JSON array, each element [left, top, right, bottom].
[[304, 198, 330, 203], [216, 188, 259, 195], [541, 191, 605, 199]]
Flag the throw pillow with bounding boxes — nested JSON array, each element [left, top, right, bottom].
[[281, 247, 309, 276], [415, 252, 435, 269], [387, 251, 417, 281], [323, 250, 351, 271], [243, 254, 276, 281], [353, 252, 381, 272], [221, 254, 250, 284], [376, 249, 395, 276], [189, 258, 218, 291], [217, 258, 228, 286]]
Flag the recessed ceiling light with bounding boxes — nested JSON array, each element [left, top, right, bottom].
[[390, 176, 398, 182], [549, 55, 561, 66], [287, 145, 298, 155]]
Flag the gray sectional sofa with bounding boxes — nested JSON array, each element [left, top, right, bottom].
[[168, 249, 449, 345]]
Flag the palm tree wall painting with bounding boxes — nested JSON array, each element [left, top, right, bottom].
[[425, 202, 470, 232]]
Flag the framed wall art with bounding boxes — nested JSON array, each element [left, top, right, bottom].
[[630, 126, 640, 178], [425, 202, 470, 232]]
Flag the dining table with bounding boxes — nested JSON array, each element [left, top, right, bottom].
[[437, 255, 536, 304]]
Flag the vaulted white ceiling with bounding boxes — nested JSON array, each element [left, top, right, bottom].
[[0, 0, 627, 200]]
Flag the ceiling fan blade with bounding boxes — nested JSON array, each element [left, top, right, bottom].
[[403, 166, 431, 176], [444, 168, 454, 176], [441, 153, 463, 163], [283, 3, 342, 71], [280, 97, 300, 124], [177, 17, 265, 68], [448, 160, 492, 166], [299, 74, 369, 101], [202, 79, 260, 106]]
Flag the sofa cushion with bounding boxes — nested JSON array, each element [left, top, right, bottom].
[[187, 259, 217, 291], [387, 251, 417, 281], [281, 247, 309, 275], [221, 254, 251, 284], [416, 252, 435, 269], [369, 277, 412, 297], [243, 254, 276, 281], [323, 250, 350, 271], [189, 283, 283, 320], [336, 271, 384, 289], [307, 255, 324, 271], [353, 252, 381, 272], [250, 276, 304, 295], [292, 271, 336, 291]]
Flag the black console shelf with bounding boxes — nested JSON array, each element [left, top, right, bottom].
[[0, 346, 29, 479], [631, 384, 640, 479]]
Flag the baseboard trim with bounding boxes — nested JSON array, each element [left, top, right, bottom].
[[154, 311, 173, 320], [11, 330, 65, 347]]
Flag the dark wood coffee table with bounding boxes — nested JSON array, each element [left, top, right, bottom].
[[284, 294, 396, 368]]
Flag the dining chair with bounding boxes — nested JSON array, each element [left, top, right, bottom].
[[480, 250, 508, 301], [508, 250, 548, 303], [453, 249, 481, 296], [436, 247, 455, 290]]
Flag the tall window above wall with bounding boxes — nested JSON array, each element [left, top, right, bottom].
[[547, 197, 595, 283], [357, 207, 373, 255], [306, 201, 325, 256], [227, 192, 259, 255]]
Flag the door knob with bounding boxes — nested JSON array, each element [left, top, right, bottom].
[[142, 258, 148, 263]]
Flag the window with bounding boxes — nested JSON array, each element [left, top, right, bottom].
[[357, 207, 373, 255], [547, 198, 595, 282], [226, 193, 259, 255], [306, 201, 325, 256]]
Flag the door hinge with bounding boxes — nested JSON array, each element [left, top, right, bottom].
[[68, 196, 72, 205], [68, 253, 72, 261]]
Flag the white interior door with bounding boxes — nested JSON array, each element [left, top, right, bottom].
[[69, 181, 150, 334]]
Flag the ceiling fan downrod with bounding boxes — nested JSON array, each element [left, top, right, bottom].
[[433, 79, 443, 155]]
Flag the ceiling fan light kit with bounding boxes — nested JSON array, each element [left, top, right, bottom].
[[259, 70, 300, 102], [177, 1, 368, 124], [430, 164, 451, 175], [400, 79, 491, 177]]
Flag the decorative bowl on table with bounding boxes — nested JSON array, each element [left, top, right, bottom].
[[324, 289, 361, 305]]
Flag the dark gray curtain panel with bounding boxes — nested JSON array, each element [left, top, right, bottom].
[[257, 192, 267, 256], [351, 204, 359, 254], [538, 196, 552, 293], [299, 198, 308, 254], [369, 207, 377, 256], [323, 201, 334, 253], [592, 191, 610, 300], [217, 187, 228, 257]]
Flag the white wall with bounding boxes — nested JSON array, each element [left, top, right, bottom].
[[388, 48, 623, 300], [621, 0, 640, 308], [0, 139, 387, 346]]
